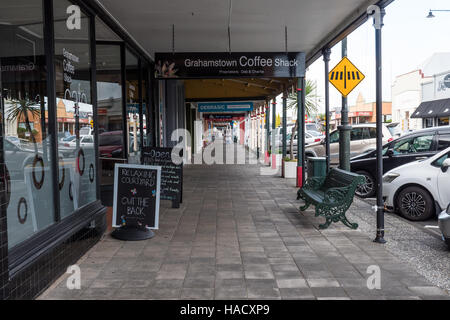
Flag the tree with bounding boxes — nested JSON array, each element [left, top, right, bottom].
[[7, 98, 41, 153], [286, 79, 320, 160]]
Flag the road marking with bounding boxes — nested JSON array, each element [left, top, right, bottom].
[[424, 225, 439, 229]]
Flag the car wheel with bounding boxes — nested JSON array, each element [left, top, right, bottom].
[[355, 171, 375, 198], [397, 186, 435, 221]]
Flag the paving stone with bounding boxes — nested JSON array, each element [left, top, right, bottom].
[[215, 287, 248, 299], [307, 279, 340, 288], [247, 287, 281, 299], [181, 288, 214, 299], [407, 286, 448, 296], [276, 278, 308, 289]]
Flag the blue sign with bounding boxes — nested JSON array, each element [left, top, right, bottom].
[[198, 102, 253, 113]]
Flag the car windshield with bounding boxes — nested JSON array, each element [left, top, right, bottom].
[[308, 131, 322, 137], [432, 152, 450, 168]]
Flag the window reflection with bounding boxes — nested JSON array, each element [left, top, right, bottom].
[[54, 0, 96, 217], [0, 0, 56, 248], [96, 44, 124, 194], [126, 49, 141, 163]]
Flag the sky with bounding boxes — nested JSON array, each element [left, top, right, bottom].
[[279, 0, 450, 116]]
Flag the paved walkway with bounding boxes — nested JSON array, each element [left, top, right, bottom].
[[39, 147, 450, 300]]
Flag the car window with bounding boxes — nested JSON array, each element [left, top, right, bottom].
[[431, 152, 450, 168], [368, 127, 377, 139], [330, 131, 339, 143], [350, 128, 364, 141], [437, 134, 450, 151], [82, 136, 93, 143], [392, 135, 433, 154], [4, 140, 17, 151]]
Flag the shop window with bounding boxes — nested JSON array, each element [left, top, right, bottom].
[[424, 118, 434, 128], [438, 117, 449, 127], [53, 0, 96, 218], [125, 49, 141, 163], [0, 0, 56, 248], [96, 44, 124, 194]]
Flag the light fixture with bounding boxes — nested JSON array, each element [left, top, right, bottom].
[[427, 10, 435, 18]]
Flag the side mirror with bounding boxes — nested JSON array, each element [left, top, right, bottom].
[[441, 158, 450, 173], [386, 148, 394, 157]]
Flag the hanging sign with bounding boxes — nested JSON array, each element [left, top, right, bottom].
[[112, 164, 161, 229], [198, 102, 253, 112], [142, 147, 183, 208], [154, 52, 305, 79], [329, 57, 365, 97]]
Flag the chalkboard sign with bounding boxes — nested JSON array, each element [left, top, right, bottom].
[[112, 164, 161, 229], [142, 147, 183, 208]]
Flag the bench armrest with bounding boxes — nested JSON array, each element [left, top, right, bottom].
[[323, 186, 351, 204], [304, 176, 326, 190]]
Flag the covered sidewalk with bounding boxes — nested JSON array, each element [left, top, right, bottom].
[[39, 145, 449, 300]]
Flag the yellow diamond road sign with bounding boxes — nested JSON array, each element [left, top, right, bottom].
[[329, 57, 365, 97]]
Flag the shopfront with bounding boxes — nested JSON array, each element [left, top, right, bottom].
[[0, 0, 158, 299]]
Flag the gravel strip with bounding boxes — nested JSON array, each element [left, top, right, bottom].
[[346, 198, 450, 291]]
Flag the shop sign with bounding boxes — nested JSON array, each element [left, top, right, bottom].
[[198, 102, 253, 112], [154, 52, 305, 79], [112, 164, 161, 229], [142, 147, 183, 208]]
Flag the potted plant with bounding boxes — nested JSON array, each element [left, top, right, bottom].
[[283, 157, 297, 178]]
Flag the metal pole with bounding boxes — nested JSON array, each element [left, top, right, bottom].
[[368, 5, 386, 243], [265, 101, 270, 164], [338, 38, 351, 171], [322, 48, 331, 172], [282, 91, 287, 158], [297, 77, 305, 187], [272, 99, 277, 168]]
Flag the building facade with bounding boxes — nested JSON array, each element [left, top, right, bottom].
[[332, 93, 392, 127], [0, 0, 187, 299]]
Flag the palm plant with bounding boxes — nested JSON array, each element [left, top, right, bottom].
[[6, 98, 40, 153], [287, 79, 319, 160]]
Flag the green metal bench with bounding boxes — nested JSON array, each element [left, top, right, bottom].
[[297, 168, 364, 230]]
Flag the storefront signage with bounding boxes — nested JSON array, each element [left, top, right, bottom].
[[198, 102, 253, 112], [154, 52, 305, 79], [112, 164, 161, 229], [142, 147, 183, 208]]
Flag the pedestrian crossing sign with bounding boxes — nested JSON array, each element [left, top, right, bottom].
[[329, 57, 365, 97]]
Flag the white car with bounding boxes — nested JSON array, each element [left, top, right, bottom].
[[64, 135, 94, 148], [383, 147, 450, 221], [274, 131, 324, 151]]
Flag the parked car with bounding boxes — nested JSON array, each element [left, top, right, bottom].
[[351, 125, 450, 197], [382, 146, 450, 221], [99, 131, 124, 158], [276, 131, 325, 152], [63, 135, 94, 148], [386, 122, 402, 139], [438, 203, 450, 248], [305, 123, 393, 165], [6, 136, 21, 147]]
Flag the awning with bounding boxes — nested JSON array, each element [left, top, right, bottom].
[[411, 98, 450, 118]]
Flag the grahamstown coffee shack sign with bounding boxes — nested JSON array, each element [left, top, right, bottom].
[[154, 52, 305, 79]]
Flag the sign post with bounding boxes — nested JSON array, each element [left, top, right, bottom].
[[111, 164, 161, 241]]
